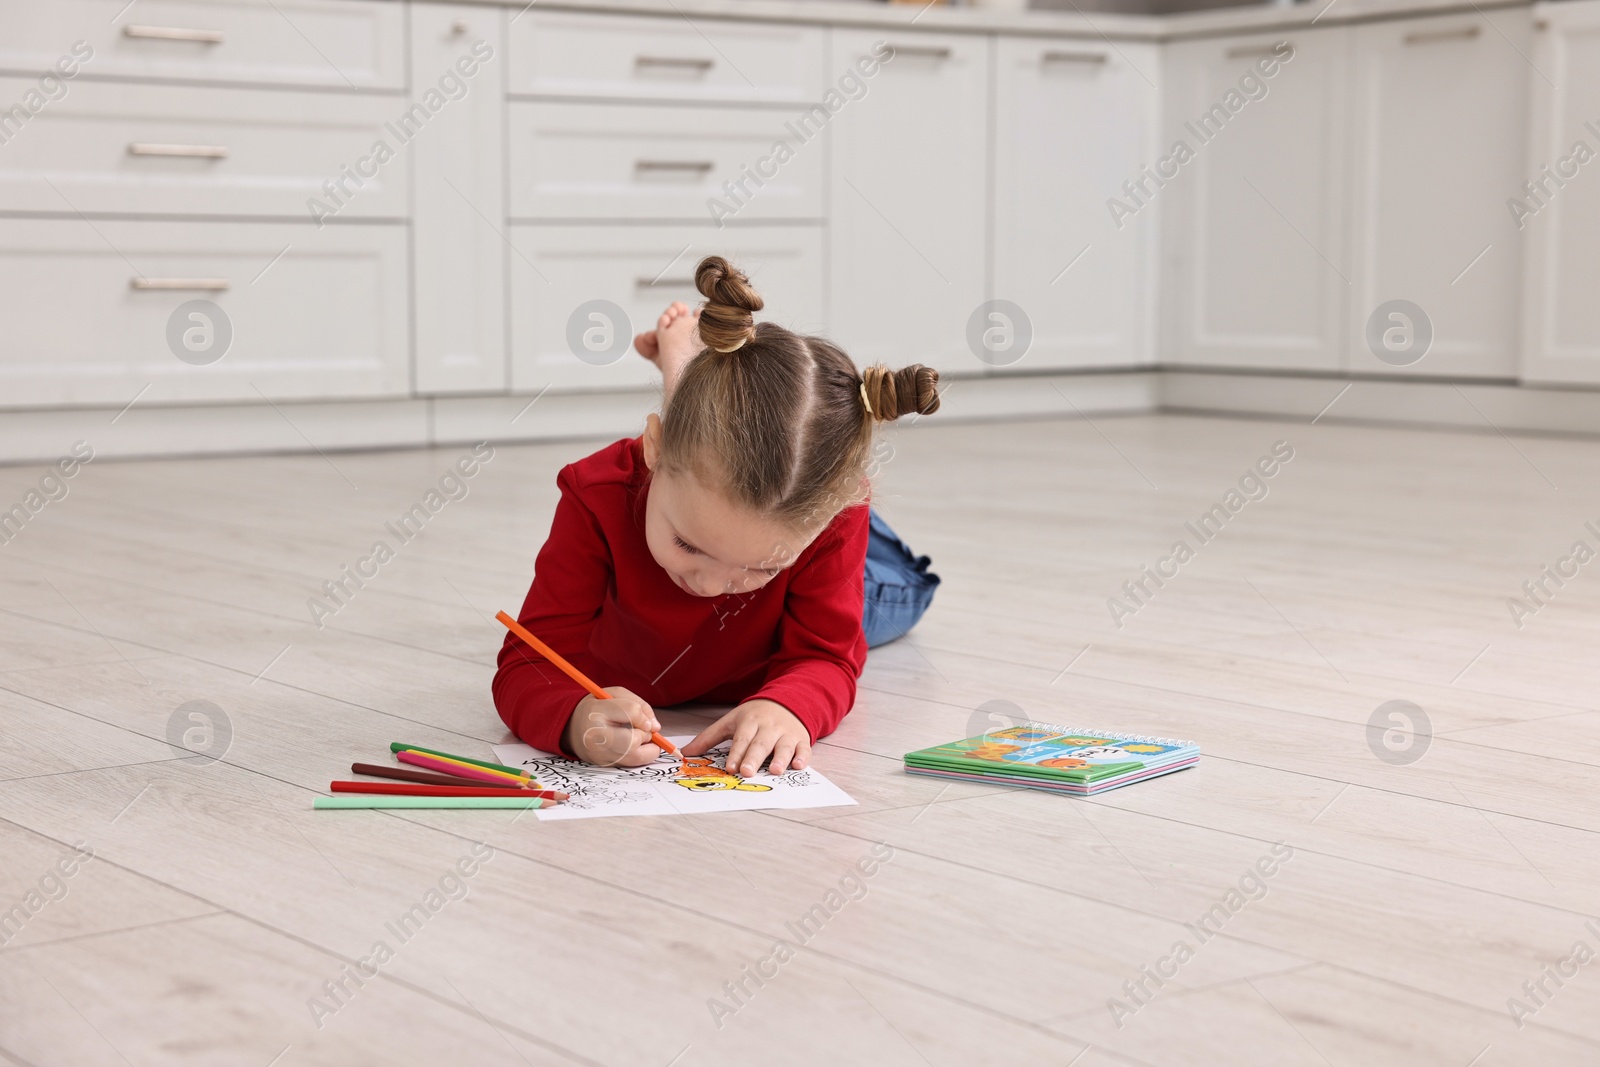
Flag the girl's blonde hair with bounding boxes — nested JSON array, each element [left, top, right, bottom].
[[659, 255, 940, 528]]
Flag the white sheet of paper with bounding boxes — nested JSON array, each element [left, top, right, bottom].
[[490, 736, 856, 820]]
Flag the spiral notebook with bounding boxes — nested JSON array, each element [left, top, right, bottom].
[[903, 723, 1199, 796]]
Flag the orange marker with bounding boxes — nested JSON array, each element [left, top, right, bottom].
[[496, 611, 679, 758]]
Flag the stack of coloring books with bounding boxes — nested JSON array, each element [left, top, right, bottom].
[[903, 723, 1199, 797]]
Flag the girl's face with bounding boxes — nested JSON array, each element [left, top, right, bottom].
[[641, 417, 821, 598]]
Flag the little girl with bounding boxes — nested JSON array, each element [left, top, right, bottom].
[[493, 256, 941, 779]]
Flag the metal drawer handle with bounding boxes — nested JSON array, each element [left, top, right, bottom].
[[885, 44, 952, 60], [1225, 42, 1290, 59], [635, 160, 714, 173], [636, 277, 697, 288], [123, 24, 225, 44], [131, 278, 231, 291], [1042, 50, 1107, 64], [129, 142, 230, 159], [1403, 26, 1481, 45], [635, 55, 714, 71]]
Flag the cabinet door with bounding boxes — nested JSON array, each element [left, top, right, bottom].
[[994, 37, 1160, 371], [828, 30, 988, 373], [508, 226, 823, 392], [411, 3, 508, 396], [1521, 1, 1600, 384], [1163, 31, 1348, 370], [0, 219, 408, 408], [1348, 13, 1529, 377]]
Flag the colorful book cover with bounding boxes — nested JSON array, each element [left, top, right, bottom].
[[903, 723, 1199, 795]]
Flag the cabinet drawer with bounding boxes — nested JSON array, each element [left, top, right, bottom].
[[0, 77, 406, 218], [509, 12, 824, 104], [0, 219, 408, 408], [509, 101, 823, 221], [0, 0, 404, 91], [509, 225, 823, 391]]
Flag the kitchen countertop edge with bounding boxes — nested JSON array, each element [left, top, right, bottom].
[[414, 0, 1537, 42]]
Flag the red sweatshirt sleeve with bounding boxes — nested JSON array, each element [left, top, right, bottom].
[[491, 468, 612, 754], [748, 503, 870, 742]]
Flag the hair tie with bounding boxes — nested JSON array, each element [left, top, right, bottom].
[[712, 336, 748, 354], [859, 380, 873, 416]]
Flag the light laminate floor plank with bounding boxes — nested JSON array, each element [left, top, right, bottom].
[[3, 414, 1599, 1066]]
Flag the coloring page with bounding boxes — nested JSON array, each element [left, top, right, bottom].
[[491, 736, 856, 821]]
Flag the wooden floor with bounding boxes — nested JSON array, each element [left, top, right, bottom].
[[2, 411, 1599, 1066]]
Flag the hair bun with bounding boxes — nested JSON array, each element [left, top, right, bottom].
[[695, 255, 763, 353], [861, 364, 941, 422]]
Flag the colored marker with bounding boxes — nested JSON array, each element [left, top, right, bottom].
[[331, 781, 566, 801], [399, 749, 536, 786], [386, 743, 530, 778], [350, 762, 522, 790], [397, 750, 536, 788], [314, 795, 544, 810]]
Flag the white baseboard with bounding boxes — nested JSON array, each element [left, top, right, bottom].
[[0, 371, 1163, 465], [943, 369, 1161, 420], [6, 368, 1600, 466], [1160, 370, 1600, 437], [0, 390, 666, 467], [0, 396, 430, 468], [432, 390, 663, 449]]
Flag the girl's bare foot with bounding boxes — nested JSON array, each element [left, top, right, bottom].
[[634, 301, 701, 401]]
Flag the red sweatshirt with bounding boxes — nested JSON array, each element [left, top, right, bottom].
[[493, 437, 869, 755]]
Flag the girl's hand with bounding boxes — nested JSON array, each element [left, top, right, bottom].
[[684, 699, 812, 777], [564, 686, 663, 768]]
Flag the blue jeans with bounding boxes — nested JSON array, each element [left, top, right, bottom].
[[862, 509, 939, 648]]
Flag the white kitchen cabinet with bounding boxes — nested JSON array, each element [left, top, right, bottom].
[[1347, 12, 1530, 378], [828, 30, 988, 374], [1163, 30, 1349, 370], [0, 0, 405, 91], [0, 219, 408, 408], [993, 36, 1160, 371], [410, 3, 507, 396], [508, 101, 824, 222], [1, 0, 1594, 452], [508, 225, 823, 393], [1520, 0, 1600, 384]]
